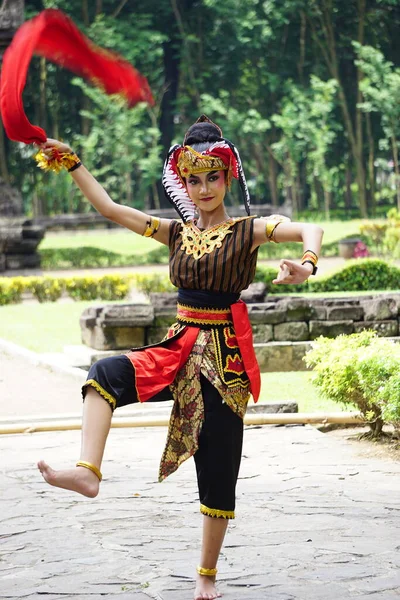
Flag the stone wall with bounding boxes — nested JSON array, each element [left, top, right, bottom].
[[80, 291, 400, 372]]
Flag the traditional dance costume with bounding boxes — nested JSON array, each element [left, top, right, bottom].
[[83, 216, 261, 519]]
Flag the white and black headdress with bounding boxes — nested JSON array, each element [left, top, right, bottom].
[[162, 115, 250, 222]]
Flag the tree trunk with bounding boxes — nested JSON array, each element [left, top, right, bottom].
[[157, 31, 181, 208], [323, 188, 331, 220], [391, 134, 400, 212], [365, 111, 375, 215], [39, 57, 47, 133], [308, 0, 368, 217], [345, 165, 352, 212], [170, 0, 200, 107], [268, 153, 279, 207], [0, 120, 10, 183]]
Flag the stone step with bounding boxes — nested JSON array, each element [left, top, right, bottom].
[[63, 337, 400, 373]]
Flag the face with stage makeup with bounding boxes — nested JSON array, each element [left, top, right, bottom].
[[185, 169, 227, 213]]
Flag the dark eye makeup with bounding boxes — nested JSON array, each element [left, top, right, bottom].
[[188, 173, 219, 185]]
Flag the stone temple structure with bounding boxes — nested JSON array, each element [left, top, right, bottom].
[[0, 0, 45, 271]]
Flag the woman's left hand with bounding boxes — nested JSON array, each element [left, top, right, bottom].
[[273, 260, 313, 285]]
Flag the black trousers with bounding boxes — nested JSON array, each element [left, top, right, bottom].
[[83, 355, 244, 518]]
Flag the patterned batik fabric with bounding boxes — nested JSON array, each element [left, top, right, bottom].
[[158, 326, 250, 481]]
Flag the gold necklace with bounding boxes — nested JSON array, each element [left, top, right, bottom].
[[180, 219, 236, 260]]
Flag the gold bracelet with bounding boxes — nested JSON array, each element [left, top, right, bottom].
[[197, 566, 218, 577], [143, 216, 161, 238], [35, 149, 82, 174], [301, 250, 318, 266], [76, 460, 102, 481]]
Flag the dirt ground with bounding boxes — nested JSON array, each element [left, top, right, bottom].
[[324, 425, 400, 462]]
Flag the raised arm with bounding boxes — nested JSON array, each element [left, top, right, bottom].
[[252, 216, 324, 285], [39, 139, 170, 246]]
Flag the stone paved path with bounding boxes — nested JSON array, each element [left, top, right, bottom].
[[1, 410, 400, 599]]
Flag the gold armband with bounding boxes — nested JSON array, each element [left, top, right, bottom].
[[143, 216, 161, 238], [263, 214, 291, 243]]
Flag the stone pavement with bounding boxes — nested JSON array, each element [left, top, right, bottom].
[[1, 349, 400, 599]]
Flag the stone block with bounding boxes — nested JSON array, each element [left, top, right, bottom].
[[251, 324, 273, 343], [326, 306, 364, 321], [313, 305, 327, 320], [255, 341, 312, 372], [274, 321, 309, 341], [84, 325, 145, 351], [0, 253, 6, 272], [150, 292, 178, 309], [240, 282, 267, 303], [98, 303, 154, 327], [354, 320, 399, 337], [246, 401, 298, 414], [323, 298, 363, 306], [154, 313, 177, 327], [247, 303, 286, 324], [279, 297, 317, 321], [362, 297, 399, 321], [147, 327, 169, 345], [309, 320, 354, 339]]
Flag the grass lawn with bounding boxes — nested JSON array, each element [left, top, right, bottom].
[[39, 219, 366, 254], [0, 300, 349, 413], [40, 230, 156, 255]]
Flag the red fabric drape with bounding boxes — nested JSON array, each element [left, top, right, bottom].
[[0, 9, 154, 144]]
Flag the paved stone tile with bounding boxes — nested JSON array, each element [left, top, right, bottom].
[[1, 421, 400, 600]]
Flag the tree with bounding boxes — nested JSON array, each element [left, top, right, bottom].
[[355, 43, 400, 211]]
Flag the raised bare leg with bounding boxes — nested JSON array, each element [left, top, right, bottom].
[[37, 387, 112, 497], [194, 515, 228, 600]]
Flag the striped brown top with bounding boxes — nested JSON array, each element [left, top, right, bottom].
[[169, 216, 259, 293]]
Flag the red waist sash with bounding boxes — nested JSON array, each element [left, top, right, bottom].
[[127, 300, 260, 403]]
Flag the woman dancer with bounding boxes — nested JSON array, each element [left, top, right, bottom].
[[37, 115, 323, 600]]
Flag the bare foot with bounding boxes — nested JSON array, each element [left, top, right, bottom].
[[37, 460, 100, 498], [194, 574, 222, 600]]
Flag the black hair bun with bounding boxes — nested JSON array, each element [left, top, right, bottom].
[[184, 122, 222, 146]]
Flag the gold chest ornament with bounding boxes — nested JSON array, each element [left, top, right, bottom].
[[180, 219, 237, 260]]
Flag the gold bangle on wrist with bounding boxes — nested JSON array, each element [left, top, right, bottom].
[[301, 250, 318, 275], [143, 216, 161, 238], [35, 149, 82, 174], [197, 566, 218, 577]]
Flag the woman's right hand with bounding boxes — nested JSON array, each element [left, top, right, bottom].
[[39, 138, 73, 156]]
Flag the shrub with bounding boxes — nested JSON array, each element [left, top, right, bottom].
[[95, 275, 131, 301], [133, 273, 176, 296], [64, 275, 131, 301], [305, 331, 400, 436], [310, 259, 400, 292], [0, 277, 24, 305], [379, 372, 400, 431], [39, 245, 169, 269], [27, 277, 64, 303]]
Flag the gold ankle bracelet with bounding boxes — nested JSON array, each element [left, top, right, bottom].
[[197, 566, 217, 577], [76, 461, 102, 481]]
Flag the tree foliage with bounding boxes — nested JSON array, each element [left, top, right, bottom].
[[3, 0, 400, 218]]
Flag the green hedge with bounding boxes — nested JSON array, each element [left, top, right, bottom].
[[0, 274, 132, 305], [39, 245, 169, 269], [39, 238, 355, 269], [1, 259, 399, 305], [255, 259, 400, 294]]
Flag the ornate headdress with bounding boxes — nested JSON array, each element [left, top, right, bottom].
[[162, 115, 250, 222]]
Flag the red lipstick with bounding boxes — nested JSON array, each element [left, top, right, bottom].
[[200, 197, 214, 202]]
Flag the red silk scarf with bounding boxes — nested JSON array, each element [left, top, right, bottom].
[[0, 9, 154, 144]]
